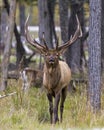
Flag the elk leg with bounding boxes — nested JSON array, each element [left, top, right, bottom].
[[60, 87, 67, 123], [53, 93, 60, 124], [47, 93, 53, 124]]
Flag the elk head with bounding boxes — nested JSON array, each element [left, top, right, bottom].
[[25, 14, 82, 68]]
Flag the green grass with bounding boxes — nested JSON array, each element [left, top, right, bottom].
[[0, 79, 104, 130]]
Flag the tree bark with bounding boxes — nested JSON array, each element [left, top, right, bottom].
[[3, 0, 26, 67], [1, 0, 16, 91], [48, 0, 57, 46], [66, 2, 84, 74], [101, 0, 104, 72], [0, 8, 8, 51], [19, 2, 25, 36], [88, 0, 101, 112], [59, 0, 69, 42], [38, 0, 53, 48]]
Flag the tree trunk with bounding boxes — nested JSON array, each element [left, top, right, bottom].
[[1, 0, 16, 91], [48, 0, 57, 47], [3, 0, 26, 67], [88, 0, 101, 112], [19, 2, 25, 36], [101, 0, 104, 72], [59, 0, 69, 42], [0, 8, 8, 51], [38, 0, 53, 48], [66, 2, 84, 74]]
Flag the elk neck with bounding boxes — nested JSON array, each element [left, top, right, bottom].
[[45, 61, 60, 75], [44, 61, 61, 89]]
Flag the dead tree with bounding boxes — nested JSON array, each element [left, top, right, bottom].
[[1, 0, 16, 91], [3, 0, 26, 67]]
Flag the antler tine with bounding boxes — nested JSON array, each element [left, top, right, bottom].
[[56, 36, 59, 50], [25, 14, 47, 53], [73, 14, 82, 38], [42, 32, 49, 50], [58, 15, 82, 52]]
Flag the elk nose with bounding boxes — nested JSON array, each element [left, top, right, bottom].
[[49, 56, 54, 62]]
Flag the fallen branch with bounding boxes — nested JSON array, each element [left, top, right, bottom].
[[0, 92, 17, 99]]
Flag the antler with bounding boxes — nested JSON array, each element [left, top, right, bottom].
[[58, 15, 82, 53], [25, 14, 48, 53], [42, 32, 49, 50], [56, 36, 59, 50]]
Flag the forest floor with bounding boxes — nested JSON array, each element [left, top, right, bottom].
[[0, 78, 104, 130]]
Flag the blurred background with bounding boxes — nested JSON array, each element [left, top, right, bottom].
[[0, 0, 104, 129]]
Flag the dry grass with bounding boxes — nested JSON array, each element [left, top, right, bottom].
[[0, 79, 104, 130]]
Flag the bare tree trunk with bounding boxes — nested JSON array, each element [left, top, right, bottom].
[[1, 0, 16, 91], [3, 0, 26, 67], [59, 0, 69, 42], [66, 2, 83, 74], [101, 0, 104, 72], [88, 0, 101, 112], [38, 0, 53, 48], [78, 3, 86, 72], [48, 0, 57, 46], [0, 8, 8, 51], [19, 2, 25, 36]]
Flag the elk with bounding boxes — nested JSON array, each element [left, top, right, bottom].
[[25, 15, 82, 124]]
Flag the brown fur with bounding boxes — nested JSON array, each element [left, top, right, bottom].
[[43, 60, 71, 95], [25, 14, 82, 124], [43, 58, 71, 124]]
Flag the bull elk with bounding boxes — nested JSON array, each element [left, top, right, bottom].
[[25, 15, 82, 124]]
